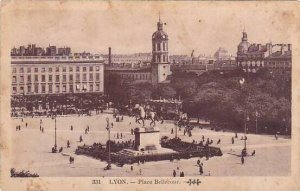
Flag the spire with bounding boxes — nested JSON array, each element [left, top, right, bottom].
[[159, 11, 161, 23], [157, 12, 163, 31]]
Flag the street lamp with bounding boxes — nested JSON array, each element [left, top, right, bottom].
[[54, 116, 57, 149], [255, 110, 259, 134], [105, 117, 112, 170], [239, 78, 247, 154], [52, 100, 57, 153]]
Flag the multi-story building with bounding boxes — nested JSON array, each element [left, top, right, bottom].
[[151, 15, 171, 84], [102, 52, 152, 66], [11, 54, 104, 96], [236, 31, 292, 73]]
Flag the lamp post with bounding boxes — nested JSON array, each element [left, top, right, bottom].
[[54, 116, 57, 149], [105, 117, 112, 170], [175, 101, 178, 139], [52, 100, 57, 153], [239, 78, 247, 154], [255, 110, 259, 134]]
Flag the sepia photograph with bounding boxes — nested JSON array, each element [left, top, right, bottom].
[[1, 1, 300, 191]]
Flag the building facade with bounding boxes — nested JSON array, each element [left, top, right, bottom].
[[11, 55, 104, 96], [151, 16, 171, 84], [236, 31, 292, 73]]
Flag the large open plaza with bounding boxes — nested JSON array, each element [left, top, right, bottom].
[[11, 114, 291, 177]]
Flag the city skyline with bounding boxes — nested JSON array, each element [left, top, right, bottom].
[[5, 2, 294, 56]]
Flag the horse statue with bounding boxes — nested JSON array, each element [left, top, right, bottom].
[[134, 104, 164, 127], [135, 105, 146, 126]]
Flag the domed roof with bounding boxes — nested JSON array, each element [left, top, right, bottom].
[[152, 30, 168, 40], [238, 41, 250, 52], [152, 18, 168, 40], [238, 31, 250, 53]]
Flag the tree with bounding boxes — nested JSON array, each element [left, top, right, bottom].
[[152, 84, 176, 99]]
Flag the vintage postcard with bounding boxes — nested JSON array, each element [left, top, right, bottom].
[[1, 1, 300, 191]]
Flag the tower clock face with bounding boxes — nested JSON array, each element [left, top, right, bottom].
[[162, 35, 165, 39]]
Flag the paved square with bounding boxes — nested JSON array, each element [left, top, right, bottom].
[[11, 114, 290, 177]]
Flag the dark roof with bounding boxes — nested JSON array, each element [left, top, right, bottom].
[[152, 30, 168, 40], [266, 50, 291, 59]]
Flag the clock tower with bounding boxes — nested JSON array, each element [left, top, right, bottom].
[[151, 15, 171, 84]]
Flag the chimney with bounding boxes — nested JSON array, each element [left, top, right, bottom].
[[267, 43, 272, 56], [288, 44, 291, 51], [108, 47, 111, 65], [258, 44, 262, 51]]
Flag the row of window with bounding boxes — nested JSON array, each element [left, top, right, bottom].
[[12, 83, 101, 94], [153, 55, 168, 63], [238, 62, 263, 67], [239, 61, 290, 68], [12, 65, 101, 73], [12, 73, 101, 83], [153, 42, 168, 52], [266, 62, 290, 67], [121, 73, 151, 80]]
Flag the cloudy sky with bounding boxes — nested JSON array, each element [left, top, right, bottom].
[[4, 1, 297, 56]]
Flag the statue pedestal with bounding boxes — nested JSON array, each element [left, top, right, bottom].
[[134, 127, 161, 151]]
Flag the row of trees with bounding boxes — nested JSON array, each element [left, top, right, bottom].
[[104, 68, 292, 134]]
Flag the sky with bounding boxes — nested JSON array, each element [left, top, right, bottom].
[[5, 1, 296, 56]]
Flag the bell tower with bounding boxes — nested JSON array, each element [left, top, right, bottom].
[[151, 13, 171, 84]]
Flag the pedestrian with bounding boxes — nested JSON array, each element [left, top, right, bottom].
[[16, 125, 18, 131], [217, 139, 221, 144], [197, 159, 201, 166], [181, 171, 185, 177], [199, 165, 203, 175], [251, 149, 255, 156], [241, 156, 244, 164], [42, 128, 44, 133], [275, 133, 278, 140], [131, 166, 133, 171], [71, 125, 73, 131], [67, 140, 70, 148], [117, 133, 119, 139], [40, 125, 42, 131], [80, 135, 83, 142], [121, 132, 123, 139], [232, 137, 234, 144], [235, 132, 238, 138], [25, 122, 27, 128], [173, 170, 176, 177], [171, 128, 174, 134], [69, 156, 74, 164]]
